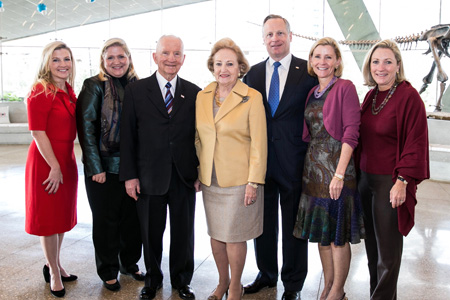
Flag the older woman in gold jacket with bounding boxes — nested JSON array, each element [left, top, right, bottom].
[[195, 38, 267, 300]]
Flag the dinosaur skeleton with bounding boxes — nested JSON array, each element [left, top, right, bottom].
[[293, 24, 450, 111]]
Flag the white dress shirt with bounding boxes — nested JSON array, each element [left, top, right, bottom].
[[265, 54, 292, 102], [156, 71, 177, 101]]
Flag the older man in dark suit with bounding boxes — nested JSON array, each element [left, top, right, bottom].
[[243, 15, 318, 300], [120, 35, 201, 300]]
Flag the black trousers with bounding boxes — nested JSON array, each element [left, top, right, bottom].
[[136, 169, 195, 289], [254, 149, 308, 292], [358, 171, 403, 300], [84, 172, 143, 282]]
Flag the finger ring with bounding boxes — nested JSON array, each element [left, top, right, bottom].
[[251, 199, 255, 203]]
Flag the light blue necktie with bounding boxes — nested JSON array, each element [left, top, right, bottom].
[[268, 61, 281, 117]]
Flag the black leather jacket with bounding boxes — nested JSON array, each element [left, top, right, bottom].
[[76, 75, 122, 177]]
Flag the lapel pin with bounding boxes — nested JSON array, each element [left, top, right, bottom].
[[181, 94, 185, 98], [242, 96, 249, 103], [295, 66, 300, 69]]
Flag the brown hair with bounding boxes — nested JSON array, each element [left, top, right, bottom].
[[207, 38, 249, 78], [263, 14, 291, 35]]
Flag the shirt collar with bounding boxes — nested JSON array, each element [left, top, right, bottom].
[[268, 53, 292, 70], [156, 71, 177, 92]]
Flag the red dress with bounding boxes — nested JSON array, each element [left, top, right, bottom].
[[25, 83, 78, 236]]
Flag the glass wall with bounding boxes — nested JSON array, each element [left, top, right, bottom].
[[0, 0, 449, 111]]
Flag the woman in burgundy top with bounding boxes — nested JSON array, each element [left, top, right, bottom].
[[358, 39, 429, 300]]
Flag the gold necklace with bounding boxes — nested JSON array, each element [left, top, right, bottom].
[[371, 83, 398, 115], [214, 85, 223, 107]]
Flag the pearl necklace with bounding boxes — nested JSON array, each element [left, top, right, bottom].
[[371, 83, 398, 115], [314, 76, 337, 98]]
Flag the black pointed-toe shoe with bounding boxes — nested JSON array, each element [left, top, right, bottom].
[[49, 275, 66, 298], [50, 286, 66, 298], [43, 265, 78, 283]]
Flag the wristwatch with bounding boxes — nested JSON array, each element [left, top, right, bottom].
[[248, 182, 258, 189], [397, 175, 408, 185]]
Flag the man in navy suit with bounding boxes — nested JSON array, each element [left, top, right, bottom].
[[120, 35, 201, 300], [243, 15, 318, 300]]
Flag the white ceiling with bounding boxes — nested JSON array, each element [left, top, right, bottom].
[[0, 0, 209, 42]]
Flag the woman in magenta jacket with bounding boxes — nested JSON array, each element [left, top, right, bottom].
[[293, 37, 365, 300]]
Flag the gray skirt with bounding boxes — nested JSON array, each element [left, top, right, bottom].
[[202, 176, 264, 243]]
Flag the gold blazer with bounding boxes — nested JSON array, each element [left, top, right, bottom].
[[195, 80, 267, 187]]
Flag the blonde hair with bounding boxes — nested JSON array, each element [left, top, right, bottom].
[[362, 39, 406, 87], [98, 38, 138, 81], [307, 37, 344, 78], [32, 41, 75, 96], [207, 38, 249, 78]]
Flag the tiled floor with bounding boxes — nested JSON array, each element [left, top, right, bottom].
[[0, 144, 449, 300]]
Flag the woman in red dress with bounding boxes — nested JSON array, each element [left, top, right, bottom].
[[25, 41, 78, 298]]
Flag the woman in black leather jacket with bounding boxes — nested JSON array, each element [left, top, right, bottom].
[[76, 38, 144, 291]]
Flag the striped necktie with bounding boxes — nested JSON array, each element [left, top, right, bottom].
[[165, 82, 173, 115]]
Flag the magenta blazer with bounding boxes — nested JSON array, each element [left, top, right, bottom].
[[302, 78, 361, 149]]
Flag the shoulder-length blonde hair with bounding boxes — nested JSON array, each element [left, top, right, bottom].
[[207, 38, 249, 79], [98, 38, 138, 81], [362, 39, 406, 87], [32, 41, 76, 96], [307, 37, 344, 78]]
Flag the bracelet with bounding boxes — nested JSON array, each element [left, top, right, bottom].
[[397, 176, 408, 185], [248, 182, 258, 189], [334, 173, 344, 181]]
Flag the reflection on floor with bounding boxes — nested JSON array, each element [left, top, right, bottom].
[[0, 144, 449, 300]]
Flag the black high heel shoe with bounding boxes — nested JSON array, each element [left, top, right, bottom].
[[43, 265, 78, 283], [43, 265, 50, 283], [49, 275, 66, 298]]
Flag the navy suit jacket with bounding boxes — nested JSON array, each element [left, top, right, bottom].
[[243, 55, 318, 182], [119, 72, 201, 195]]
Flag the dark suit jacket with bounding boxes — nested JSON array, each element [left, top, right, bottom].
[[243, 55, 318, 182], [119, 72, 201, 195]]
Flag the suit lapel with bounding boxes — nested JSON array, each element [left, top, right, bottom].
[[146, 73, 169, 117], [215, 80, 248, 123], [170, 76, 186, 118], [251, 60, 270, 117], [275, 56, 306, 117], [253, 61, 268, 101]]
